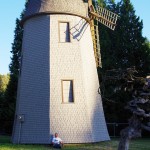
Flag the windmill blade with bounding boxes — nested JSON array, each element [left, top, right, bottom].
[[93, 4, 119, 30]]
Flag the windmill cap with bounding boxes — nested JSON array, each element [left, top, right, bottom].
[[23, 0, 88, 24]]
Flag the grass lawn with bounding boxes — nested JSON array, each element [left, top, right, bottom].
[[0, 136, 150, 150]]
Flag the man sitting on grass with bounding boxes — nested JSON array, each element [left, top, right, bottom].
[[52, 133, 63, 149]]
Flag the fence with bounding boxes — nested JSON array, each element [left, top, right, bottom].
[[107, 123, 128, 137], [107, 123, 150, 138]]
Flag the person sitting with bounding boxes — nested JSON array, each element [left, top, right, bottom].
[[52, 133, 63, 149]]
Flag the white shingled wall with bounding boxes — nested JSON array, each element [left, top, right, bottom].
[[79, 18, 110, 141], [50, 15, 92, 143], [50, 15, 109, 143]]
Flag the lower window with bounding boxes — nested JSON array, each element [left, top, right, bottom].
[[62, 80, 74, 103]]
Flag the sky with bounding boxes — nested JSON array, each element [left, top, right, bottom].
[[0, 0, 150, 74]]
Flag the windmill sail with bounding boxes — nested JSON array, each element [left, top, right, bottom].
[[88, 1, 119, 67], [94, 4, 119, 30]]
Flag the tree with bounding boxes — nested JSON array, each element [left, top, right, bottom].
[[2, 1, 28, 134], [99, 0, 150, 123], [100, 0, 150, 71], [2, 18, 23, 134], [116, 68, 150, 150], [0, 74, 10, 93], [0, 74, 10, 132], [100, 67, 150, 149]]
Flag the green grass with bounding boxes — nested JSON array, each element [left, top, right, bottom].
[[0, 136, 150, 150]]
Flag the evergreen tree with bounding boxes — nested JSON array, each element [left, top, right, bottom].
[[2, 1, 28, 134], [99, 0, 150, 123], [101, 0, 150, 72], [2, 18, 23, 134]]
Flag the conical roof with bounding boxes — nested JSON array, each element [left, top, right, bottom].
[[24, 0, 88, 22]]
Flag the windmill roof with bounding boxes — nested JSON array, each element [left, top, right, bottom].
[[23, 0, 88, 23]]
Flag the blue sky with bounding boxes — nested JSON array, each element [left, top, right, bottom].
[[0, 1, 25, 74], [0, 0, 150, 74]]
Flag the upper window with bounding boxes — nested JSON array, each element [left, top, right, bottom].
[[59, 22, 71, 43]]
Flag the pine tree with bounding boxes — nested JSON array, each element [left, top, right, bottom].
[[99, 0, 150, 123], [100, 0, 150, 71], [2, 2, 28, 134]]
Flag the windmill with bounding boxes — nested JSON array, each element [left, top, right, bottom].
[[12, 0, 119, 144]]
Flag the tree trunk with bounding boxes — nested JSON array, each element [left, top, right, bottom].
[[118, 137, 130, 150], [118, 116, 142, 150]]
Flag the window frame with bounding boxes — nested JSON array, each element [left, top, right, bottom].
[[61, 79, 75, 104], [58, 21, 71, 43]]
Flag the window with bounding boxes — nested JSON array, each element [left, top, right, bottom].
[[62, 80, 74, 103], [59, 22, 71, 42]]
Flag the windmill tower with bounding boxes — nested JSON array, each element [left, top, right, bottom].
[[12, 0, 118, 144]]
